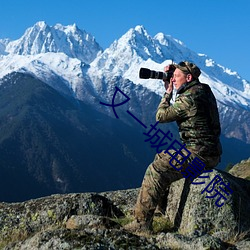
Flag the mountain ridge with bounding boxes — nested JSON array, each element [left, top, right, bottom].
[[0, 72, 156, 202], [89, 24, 250, 108], [3, 21, 102, 64], [1, 22, 249, 106]]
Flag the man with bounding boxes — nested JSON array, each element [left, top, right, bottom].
[[124, 61, 222, 233]]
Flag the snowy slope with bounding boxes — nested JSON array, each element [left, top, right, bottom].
[[0, 53, 87, 98]]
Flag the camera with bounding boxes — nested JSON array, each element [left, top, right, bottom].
[[139, 64, 176, 82]]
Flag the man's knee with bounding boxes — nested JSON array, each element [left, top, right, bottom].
[[145, 161, 182, 188]]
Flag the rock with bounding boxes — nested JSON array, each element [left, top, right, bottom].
[[156, 232, 226, 250], [65, 214, 120, 230], [0, 193, 124, 248], [1, 169, 250, 249], [101, 188, 140, 215], [229, 158, 250, 180], [165, 169, 250, 241], [4, 228, 162, 250]]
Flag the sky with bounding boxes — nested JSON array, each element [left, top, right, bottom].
[[0, 0, 250, 81]]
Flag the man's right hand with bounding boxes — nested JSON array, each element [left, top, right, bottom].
[[163, 65, 174, 94]]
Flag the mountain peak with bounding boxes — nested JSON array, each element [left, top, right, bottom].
[[154, 32, 185, 47], [4, 21, 102, 64], [125, 25, 151, 41], [134, 25, 147, 34], [34, 21, 48, 29], [54, 23, 79, 33]]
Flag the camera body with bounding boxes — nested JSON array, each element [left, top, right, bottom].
[[139, 65, 176, 82]]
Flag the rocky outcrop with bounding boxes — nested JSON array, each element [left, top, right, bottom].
[[0, 193, 158, 250], [1, 169, 250, 249], [165, 170, 250, 240], [229, 158, 250, 180]]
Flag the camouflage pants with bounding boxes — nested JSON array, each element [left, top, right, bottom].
[[134, 149, 220, 223]]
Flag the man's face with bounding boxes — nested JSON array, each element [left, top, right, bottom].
[[172, 68, 188, 90]]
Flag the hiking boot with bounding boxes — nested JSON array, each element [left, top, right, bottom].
[[124, 219, 152, 233]]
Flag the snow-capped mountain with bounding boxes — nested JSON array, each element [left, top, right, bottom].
[[0, 22, 250, 145], [1, 22, 249, 109], [87, 25, 250, 148], [0, 52, 93, 99], [0, 21, 103, 100], [89, 25, 250, 110], [3, 21, 102, 64]]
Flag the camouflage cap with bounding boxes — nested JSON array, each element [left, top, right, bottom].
[[175, 61, 201, 79]]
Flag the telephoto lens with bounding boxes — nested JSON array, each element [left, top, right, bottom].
[[139, 65, 176, 82], [139, 68, 167, 80], [139, 68, 151, 79]]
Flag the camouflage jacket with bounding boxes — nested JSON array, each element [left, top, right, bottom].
[[156, 80, 222, 157]]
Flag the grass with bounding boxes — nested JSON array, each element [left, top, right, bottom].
[[113, 214, 174, 235], [152, 216, 174, 234], [112, 216, 134, 227]]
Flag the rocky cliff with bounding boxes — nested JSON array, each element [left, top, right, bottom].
[[0, 168, 250, 250]]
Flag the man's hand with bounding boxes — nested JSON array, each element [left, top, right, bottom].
[[163, 65, 174, 94]]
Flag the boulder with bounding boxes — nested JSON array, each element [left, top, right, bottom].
[[65, 214, 120, 230], [165, 169, 250, 241], [229, 158, 250, 180], [0, 193, 124, 248]]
